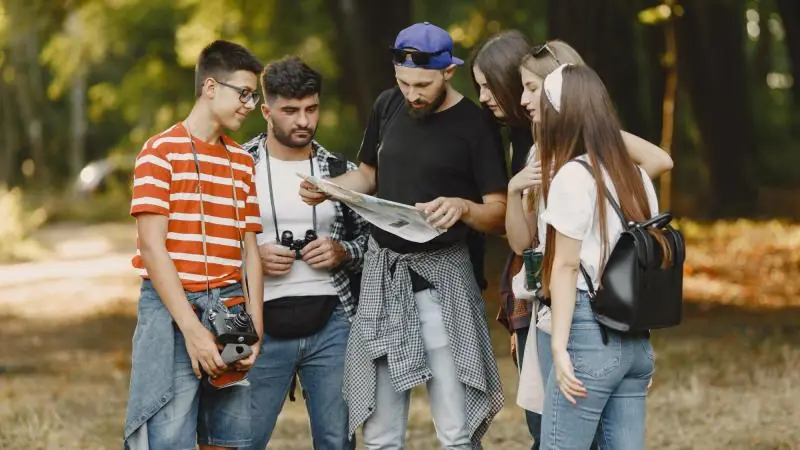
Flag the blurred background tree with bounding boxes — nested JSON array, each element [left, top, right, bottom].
[[0, 0, 797, 219]]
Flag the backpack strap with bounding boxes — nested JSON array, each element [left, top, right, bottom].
[[571, 159, 627, 229]]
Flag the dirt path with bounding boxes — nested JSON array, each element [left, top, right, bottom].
[[0, 222, 139, 320]]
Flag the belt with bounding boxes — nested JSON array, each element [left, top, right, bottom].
[[189, 295, 245, 312]]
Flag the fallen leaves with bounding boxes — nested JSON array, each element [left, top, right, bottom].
[[677, 219, 800, 308]]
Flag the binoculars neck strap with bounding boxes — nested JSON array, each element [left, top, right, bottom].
[[263, 142, 317, 242]]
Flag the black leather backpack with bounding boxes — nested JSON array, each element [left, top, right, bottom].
[[573, 160, 685, 335]]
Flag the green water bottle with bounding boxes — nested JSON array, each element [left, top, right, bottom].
[[522, 248, 544, 294]]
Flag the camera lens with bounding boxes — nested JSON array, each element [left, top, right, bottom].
[[231, 311, 251, 330]]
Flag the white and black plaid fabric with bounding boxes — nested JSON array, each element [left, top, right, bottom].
[[343, 237, 504, 446], [241, 133, 368, 317]]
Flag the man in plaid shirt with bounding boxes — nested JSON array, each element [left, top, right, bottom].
[[241, 56, 368, 450]]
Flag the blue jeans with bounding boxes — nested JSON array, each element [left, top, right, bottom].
[[362, 289, 470, 450], [245, 304, 353, 450], [541, 292, 654, 450], [139, 281, 251, 450]]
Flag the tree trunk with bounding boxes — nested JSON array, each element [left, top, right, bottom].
[[776, 0, 800, 112], [69, 72, 88, 179], [5, 0, 50, 187], [0, 83, 21, 186], [547, 0, 651, 137], [676, 0, 758, 217], [327, 0, 412, 126]]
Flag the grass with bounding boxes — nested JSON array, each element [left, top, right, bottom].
[[1, 222, 799, 449]]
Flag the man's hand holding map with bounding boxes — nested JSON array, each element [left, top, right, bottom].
[[297, 174, 445, 243]]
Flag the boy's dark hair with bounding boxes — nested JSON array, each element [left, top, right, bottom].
[[195, 40, 263, 97], [261, 56, 322, 104]]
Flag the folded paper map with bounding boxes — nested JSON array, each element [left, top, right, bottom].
[[298, 174, 445, 243]]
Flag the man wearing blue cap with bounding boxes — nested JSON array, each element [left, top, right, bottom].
[[301, 22, 507, 449]]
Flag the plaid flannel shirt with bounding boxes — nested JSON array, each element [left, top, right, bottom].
[[344, 238, 504, 445], [242, 133, 369, 317]]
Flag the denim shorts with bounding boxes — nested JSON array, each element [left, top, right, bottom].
[[139, 280, 252, 449]]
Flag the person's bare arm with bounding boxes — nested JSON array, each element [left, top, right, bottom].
[[137, 213, 227, 378], [621, 131, 674, 178], [506, 161, 543, 254], [243, 231, 263, 338], [417, 192, 507, 235], [549, 231, 587, 404], [506, 193, 537, 255], [300, 163, 377, 205], [461, 192, 507, 234], [234, 231, 263, 371]]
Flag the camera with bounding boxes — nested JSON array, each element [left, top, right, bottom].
[[209, 307, 259, 365], [280, 229, 318, 259]]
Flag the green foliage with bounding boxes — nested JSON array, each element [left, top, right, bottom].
[[0, 186, 48, 262], [0, 0, 798, 220]]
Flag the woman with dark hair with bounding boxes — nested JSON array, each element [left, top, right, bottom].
[[471, 33, 672, 449], [535, 63, 661, 449]]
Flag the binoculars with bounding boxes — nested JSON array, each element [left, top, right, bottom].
[[280, 229, 318, 259]]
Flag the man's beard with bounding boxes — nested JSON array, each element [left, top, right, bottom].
[[405, 88, 447, 120], [271, 124, 316, 149]]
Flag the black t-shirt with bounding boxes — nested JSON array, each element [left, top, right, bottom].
[[358, 87, 508, 254]]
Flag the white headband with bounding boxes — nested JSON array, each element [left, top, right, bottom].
[[543, 63, 571, 113]]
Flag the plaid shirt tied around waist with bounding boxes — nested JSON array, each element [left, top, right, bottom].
[[343, 237, 504, 446]]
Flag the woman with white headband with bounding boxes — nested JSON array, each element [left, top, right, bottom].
[[505, 39, 667, 450], [534, 63, 658, 449]]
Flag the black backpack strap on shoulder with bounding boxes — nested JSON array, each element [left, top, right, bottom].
[[571, 159, 627, 228]]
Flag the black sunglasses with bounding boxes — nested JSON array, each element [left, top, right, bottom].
[[532, 43, 561, 64], [214, 79, 261, 105], [390, 47, 447, 67]]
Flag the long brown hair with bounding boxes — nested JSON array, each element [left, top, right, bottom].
[[521, 40, 586, 233], [537, 65, 663, 289], [470, 30, 532, 127]]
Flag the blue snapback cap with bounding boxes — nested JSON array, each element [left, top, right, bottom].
[[392, 22, 464, 69]]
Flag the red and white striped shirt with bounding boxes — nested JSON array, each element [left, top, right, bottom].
[[130, 122, 262, 292]]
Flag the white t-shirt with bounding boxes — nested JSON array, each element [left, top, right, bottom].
[[540, 154, 659, 291], [253, 144, 338, 301]]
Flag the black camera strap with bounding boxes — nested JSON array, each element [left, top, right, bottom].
[[184, 123, 252, 311], [262, 141, 317, 242]]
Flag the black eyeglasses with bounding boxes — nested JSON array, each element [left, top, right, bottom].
[[532, 43, 560, 64], [390, 47, 447, 67], [214, 79, 260, 105]]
